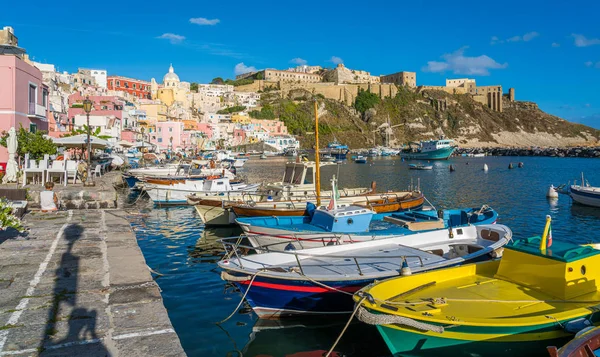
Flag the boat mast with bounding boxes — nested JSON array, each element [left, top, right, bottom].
[[314, 101, 321, 206]]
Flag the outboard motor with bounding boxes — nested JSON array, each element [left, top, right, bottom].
[[437, 209, 444, 219]]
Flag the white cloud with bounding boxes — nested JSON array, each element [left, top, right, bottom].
[[423, 47, 508, 76], [157, 33, 185, 44], [234, 62, 257, 75], [585, 61, 594, 67], [290, 57, 307, 66], [552, 42, 560, 47], [572, 34, 600, 47], [491, 31, 539, 45], [190, 17, 220, 26], [330, 56, 344, 65], [522, 32, 540, 41]]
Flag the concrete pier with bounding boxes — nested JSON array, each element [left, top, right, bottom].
[[0, 210, 186, 356]]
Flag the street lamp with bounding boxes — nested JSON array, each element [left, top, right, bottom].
[[82, 96, 94, 186], [170, 136, 173, 152], [140, 127, 145, 153]]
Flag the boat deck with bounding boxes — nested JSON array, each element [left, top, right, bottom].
[[225, 241, 457, 280], [384, 270, 600, 325]]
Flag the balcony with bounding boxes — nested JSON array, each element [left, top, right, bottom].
[[28, 103, 48, 121]]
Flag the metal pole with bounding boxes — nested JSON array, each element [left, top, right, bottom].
[[314, 101, 321, 206], [86, 112, 93, 185]]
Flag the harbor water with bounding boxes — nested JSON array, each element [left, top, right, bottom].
[[127, 156, 600, 357]]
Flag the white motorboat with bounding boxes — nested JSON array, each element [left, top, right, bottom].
[[144, 177, 260, 205], [218, 224, 512, 317], [570, 173, 600, 208]]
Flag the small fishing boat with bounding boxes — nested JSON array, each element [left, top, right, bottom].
[[237, 201, 499, 251], [320, 141, 350, 160], [354, 217, 600, 356], [354, 156, 367, 164], [570, 173, 600, 208], [219, 224, 511, 318], [408, 163, 433, 170], [320, 154, 336, 163], [548, 326, 600, 357]]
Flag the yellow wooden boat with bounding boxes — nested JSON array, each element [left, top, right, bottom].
[[354, 219, 600, 356]]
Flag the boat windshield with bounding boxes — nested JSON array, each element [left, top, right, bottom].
[[283, 166, 294, 183]]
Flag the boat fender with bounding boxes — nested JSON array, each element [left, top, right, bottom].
[[518, 162, 524, 168], [400, 258, 412, 276], [508, 163, 514, 169], [563, 317, 592, 334], [448, 228, 454, 239]]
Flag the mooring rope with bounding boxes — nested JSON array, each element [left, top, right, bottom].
[[216, 271, 260, 325], [356, 306, 444, 333], [325, 297, 366, 357]]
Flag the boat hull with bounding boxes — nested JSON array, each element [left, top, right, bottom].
[[228, 273, 370, 318], [232, 205, 306, 217], [194, 205, 235, 226], [570, 186, 600, 208], [400, 146, 455, 160], [376, 321, 575, 357]]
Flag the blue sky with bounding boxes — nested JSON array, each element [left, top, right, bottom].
[[3, 0, 600, 128]]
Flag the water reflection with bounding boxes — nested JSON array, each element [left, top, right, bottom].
[[241, 318, 389, 357]]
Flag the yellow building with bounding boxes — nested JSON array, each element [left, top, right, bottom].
[[151, 65, 190, 107], [139, 102, 168, 122], [231, 114, 251, 124]]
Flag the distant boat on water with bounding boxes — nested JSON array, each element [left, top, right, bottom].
[[354, 156, 367, 164], [400, 137, 455, 160], [408, 163, 433, 170], [320, 140, 350, 160], [570, 173, 600, 207]]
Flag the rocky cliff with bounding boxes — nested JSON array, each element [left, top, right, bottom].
[[258, 87, 600, 149]]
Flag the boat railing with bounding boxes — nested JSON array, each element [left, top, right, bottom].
[[218, 236, 425, 276]]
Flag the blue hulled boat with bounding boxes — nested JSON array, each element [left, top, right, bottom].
[[218, 224, 512, 318], [320, 141, 350, 160], [400, 137, 455, 160], [236, 204, 499, 251]]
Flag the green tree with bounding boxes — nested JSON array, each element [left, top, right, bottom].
[[256, 72, 263, 80], [0, 125, 57, 160], [211, 77, 224, 85], [217, 105, 247, 114], [190, 82, 199, 92], [62, 126, 112, 140], [354, 89, 381, 113]]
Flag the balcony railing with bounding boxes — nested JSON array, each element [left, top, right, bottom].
[[28, 103, 48, 121]]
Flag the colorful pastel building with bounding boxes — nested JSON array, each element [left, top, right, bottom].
[[152, 121, 192, 150], [0, 26, 49, 162], [107, 75, 151, 99]]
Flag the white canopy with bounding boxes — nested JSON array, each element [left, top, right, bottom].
[[133, 141, 156, 148], [116, 140, 134, 148], [52, 134, 111, 149]]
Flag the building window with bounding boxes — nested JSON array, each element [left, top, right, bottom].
[[158, 138, 162, 143], [133, 83, 136, 89], [169, 128, 173, 132], [117, 80, 120, 86], [42, 88, 48, 107], [29, 123, 37, 133], [158, 128, 162, 132]]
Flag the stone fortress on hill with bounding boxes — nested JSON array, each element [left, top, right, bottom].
[[236, 63, 515, 113]]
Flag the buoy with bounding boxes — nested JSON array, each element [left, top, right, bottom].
[[547, 185, 559, 198], [400, 258, 412, 276], [449, 164, 455, 172], [508, 163, 514, 169], [518, 162, 524, 168], [483, 164, 488, 172]]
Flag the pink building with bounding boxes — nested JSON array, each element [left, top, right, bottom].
[[152, 121, 192, 150], [67, 93, 125, 131], [232, 128, 246, 146], [250, 119, 288, 135], [0, 53, 49, 161], [197, 123, 213, 139], [120, 129, 138, 143]]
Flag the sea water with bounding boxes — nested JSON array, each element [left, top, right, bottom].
[[128, 156, 600, 357]]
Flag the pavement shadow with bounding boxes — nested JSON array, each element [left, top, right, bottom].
[[39, 223, 111, 356], [0, 228, 26, 245]]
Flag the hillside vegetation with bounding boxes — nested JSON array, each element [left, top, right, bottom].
[[257, 87, 600, 149]]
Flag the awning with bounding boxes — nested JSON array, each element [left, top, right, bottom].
[[52, 134, 111, 149]]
